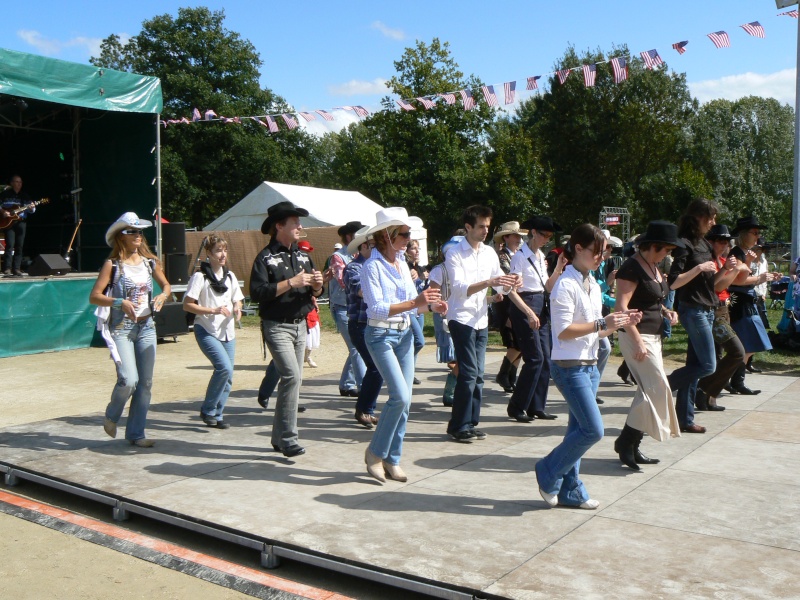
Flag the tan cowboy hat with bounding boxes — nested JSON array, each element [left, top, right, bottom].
[[493, 221, 528, 243], [105, 212, 153, 247], [347, 224, 373, 254]]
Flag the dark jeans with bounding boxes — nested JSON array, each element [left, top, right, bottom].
[[699, 307, 745, 398], [447, 321, 488, 434], [2, 220, 25, 271], [349, 320, 384, 415], [508, 293, 551, 415]]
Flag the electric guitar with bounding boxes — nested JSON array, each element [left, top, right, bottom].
[[0, 198, 49, 230]]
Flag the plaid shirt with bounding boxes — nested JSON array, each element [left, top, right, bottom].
[[343, 254, 369, 323]]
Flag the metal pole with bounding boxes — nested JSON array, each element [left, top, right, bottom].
[[156, 115, 162, 261], [792, 13, 800, 271]]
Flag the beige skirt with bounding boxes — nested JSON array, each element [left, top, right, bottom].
[[617, 331, 681, 441]]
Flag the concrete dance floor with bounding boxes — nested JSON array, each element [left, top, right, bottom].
[[1, 352, 799, 599]]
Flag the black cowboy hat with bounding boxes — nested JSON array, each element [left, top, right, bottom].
[[705, 224, 732, 240], [261, 201, 310, 234], [521, 215, 562, 233], [337, 221, 365, 237], [731, 215, 767, 235], [637, 221, 685, 248]]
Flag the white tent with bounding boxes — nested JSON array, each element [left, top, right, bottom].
[[205, 181, 385, 231]]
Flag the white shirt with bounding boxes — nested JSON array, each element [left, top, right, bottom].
[[508, 243, 548, 292], [550, 265, 602, 361], [121, 260, 153, 318], [753, 254, 768, 297], [445, 237, 504, 329], [185, 269, 244, 341]]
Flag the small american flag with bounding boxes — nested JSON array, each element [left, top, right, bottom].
[[557, 69, 571, 85], [459, 89, 475, 111], [338, 106, 354, 112], [439, 93, 457, 105], [204, 109, 217, 120], [672, 41, 689, 55], [610, 57, 628, 83], [707, 31, 731, 49], [481, 85, 499, 107], [526, 76, 541, 90], [416, 97, 436, 110], [640, 49, 664, 70], [265, 116, 279, 133], [741, 22, 765, 39], [503, 81, 516, 104], [397, 99, 416, 111], [192, 108, 201, 122], [779, 10, 798, 18], [281, 114, 298, 130], [582, 64, 597, 87], [298, 112, 316, 122], [354, 106, 370, 117], [315, 110, 334, 121]]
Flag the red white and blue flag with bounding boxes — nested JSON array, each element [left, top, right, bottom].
[[707, 31, 731, 48], [481, 85, 499, 107], [416, 97, 436, 110], [672, 41, 689, 55], [439, 93, 457, 105], [640, 49, 664, 69], [397, 99, 416, 111], [504, 81, 516, 104], [353, 106, 370, 117], [192, 108, 202, 122], [610, 57, 628, 84], [459, 89, 475, 111], [315, 110, 334, 121], [557, 69, 571, 85], [526, 76, 541, 90], [204, 109, 217, 121], [741, 22, 765, 38], [298, 112, 316, 122], [281, 114, 298, 130], [582, 64, 597, 87], [779, 10, 798, 18]]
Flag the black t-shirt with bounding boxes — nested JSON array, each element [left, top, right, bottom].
[[617, 257, 669, 335], [668, 237, 718, 308]]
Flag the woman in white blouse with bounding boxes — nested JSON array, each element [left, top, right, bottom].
[[535, 224, 640, 510]]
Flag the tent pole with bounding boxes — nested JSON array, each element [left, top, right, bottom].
[[156, 114, 162, 260]]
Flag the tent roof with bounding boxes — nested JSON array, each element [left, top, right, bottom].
[[205, 181, 384, 231], [0, 47, 162, 114]]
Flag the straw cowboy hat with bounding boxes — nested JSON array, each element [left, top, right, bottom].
[[105, 212, 153, 247], [365, 206, 418, 237], [347, 224, 373, 254], [260, 201, 309, 234], [493, 221, 528, 243]]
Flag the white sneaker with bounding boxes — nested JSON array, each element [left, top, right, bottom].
[[538, 488, 558, 507], [579, 499, 600, 510], [305, 350, 317, 368]]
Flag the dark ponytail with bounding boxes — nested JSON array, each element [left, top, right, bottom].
[[564, 224, 605, 260]]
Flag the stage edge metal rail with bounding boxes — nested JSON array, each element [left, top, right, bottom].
[[1, 463, 484, 600]]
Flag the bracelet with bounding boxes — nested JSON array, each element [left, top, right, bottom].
[[112, 298, 123, 308]]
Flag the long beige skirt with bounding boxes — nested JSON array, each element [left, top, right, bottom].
[[617, 331, 681, 441]]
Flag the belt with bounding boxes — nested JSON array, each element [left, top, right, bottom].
[[553, 359, 597, 367], [266, 316, 305, 324], [367, 318, 408, 330]]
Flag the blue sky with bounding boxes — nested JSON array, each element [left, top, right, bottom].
[[3, 0, 797, 131]]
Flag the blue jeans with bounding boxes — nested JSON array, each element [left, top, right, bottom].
[[447, 321, 488, 434], [331, 304, 365, 391], [349, 320, 383, 415], [365, 325, 414, 465], [508, 295, 551, 415], [597, 336, 611, 378], [261, 319, 306, 448], [535, 363, 603, 506], [106, 318, 157, 442], [194, 325, 236, 421], [668, 305, 716, 428], [410, 313, 426, 357], [662, 290, 676, 338]]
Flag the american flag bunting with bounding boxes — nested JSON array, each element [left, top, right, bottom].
[[397, 99, 416, 111], [582, 64, 597, 87], [439, 93, 457, 105], [707, 31, 731, 48], [192, 108, 201, 122], [741, 22, 765, 38], [779, 10, 798, 18], [265, 116, 279, 133], [503, 81, 516, 104], [204, 109, 217, 120], [354, 106, 370, 117], [526, 76, 541, 90], [557, 69, 571, 85], [416, 97, 436, 110], [298, 112, 316, 122], [610, 57, 628, 84], [672, 41, 689, 55], [315, 110, 334, 121], [459, 89, 475, 111], [281, 114, 298, 130], [481, 85, 499, 107], [640, 49, 664, 70]]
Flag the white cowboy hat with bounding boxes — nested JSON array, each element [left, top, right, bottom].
[[366, 206, 418, 237], [105, 212, 153, 247], [347, 224, 373, 254], [493, 221, 528, 243], [601, 229, 623, 248]]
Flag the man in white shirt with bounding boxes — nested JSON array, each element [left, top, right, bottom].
[[445, 205, 520, 442]]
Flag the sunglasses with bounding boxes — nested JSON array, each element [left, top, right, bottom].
[[535, 231, 554, 240], [121, 229, 144, 236], [393, 231, 412, 239]]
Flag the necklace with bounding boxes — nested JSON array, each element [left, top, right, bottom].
[[638, 251, 660, 282]]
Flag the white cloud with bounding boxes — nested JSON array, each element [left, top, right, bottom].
[[17, 29, 109, 59], [689, 68, 796, 106], [371, 21, 404, 41], [328, 78, 389, 97]]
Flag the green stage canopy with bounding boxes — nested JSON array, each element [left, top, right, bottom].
[[0, 47, 162, 113]]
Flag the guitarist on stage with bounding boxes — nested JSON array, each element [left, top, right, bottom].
[[1, 175, 35, 276]]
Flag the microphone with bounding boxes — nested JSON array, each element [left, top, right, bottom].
[[69, 188, 82, 195]]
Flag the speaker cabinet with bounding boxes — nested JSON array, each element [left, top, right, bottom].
[[165, 253, 190, 285], [29, 254, 72, 276], [161, 222, 186, 254], [154, 301, 189, 338]]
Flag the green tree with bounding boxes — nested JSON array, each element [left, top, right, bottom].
[[91, 7, 316, 226]]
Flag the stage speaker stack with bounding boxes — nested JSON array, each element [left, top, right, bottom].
[[154, 301, 189, 339], [29, 254, 72, 276], [161, 222, 189, 286]]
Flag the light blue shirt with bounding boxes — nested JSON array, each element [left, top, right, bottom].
[[362, 247, 418, 321]]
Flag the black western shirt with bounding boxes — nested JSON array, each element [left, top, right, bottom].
[[250, 239, 320, 321]]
